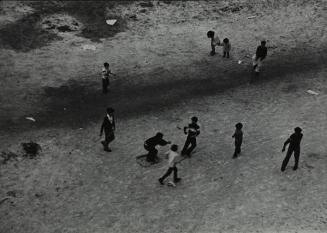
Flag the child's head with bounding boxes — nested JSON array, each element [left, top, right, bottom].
[[106, 107, 114, 114], [170, 144, 178, 152], [104, 62, 109, 68], [156, 132, 164, 138], [261, 40, 266, 46], [223, 38, 229, 43], [207, 30, 214, 38], [191, 116, 198, 123], [294, 127, 302, 133], [235, 122, 243, 130]]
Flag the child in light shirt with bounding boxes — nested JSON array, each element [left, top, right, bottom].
[[158, 144, 182, 185], [207, 30, 221, 56]]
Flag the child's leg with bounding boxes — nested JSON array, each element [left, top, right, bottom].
[[160, 167, 173, 181], [173, 167, 181, 182], [223, 51, 226, 57], [186, 138, 197, 156], [102, 79, 107, 93], [226, 52, 230, 58], [281, 149, 293, 171], [210, 44, 216, 55], [182, 137, 191, 155], [147, 147, 158, 162], [293, 149, 300, 170]]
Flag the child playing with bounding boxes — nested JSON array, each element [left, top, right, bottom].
[[99, 107, 115, 152], [182, 116, 200, 157], [158, 144, 182, 185], [281, 127, 303, 171], [252, 40, 268, 75], [232, 122, 243, 158], [221, 38, 231, 58], [144, 132, 171, 163], [207, 30, 220, 56], [101, 62, 116, 94]]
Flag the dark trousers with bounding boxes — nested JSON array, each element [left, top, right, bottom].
[[102, 78, 109, 93], [211, 45, 216, 55], [281, 147, 300, 170], [223, 51, 230, 58], [102, 131, 115, 149], [182, 136, 196, 156], [160, 167, 178, 182], [233, 142, 242, 158], [144, 145, 158, 162]]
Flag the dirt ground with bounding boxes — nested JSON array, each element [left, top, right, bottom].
[[0, 1, 327, 233]]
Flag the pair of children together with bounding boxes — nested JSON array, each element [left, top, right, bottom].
[[207, 30, 231, 58], [154, 118, 244, 186]]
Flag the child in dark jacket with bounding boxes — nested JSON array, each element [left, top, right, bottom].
[[232, 123, 243, 158]]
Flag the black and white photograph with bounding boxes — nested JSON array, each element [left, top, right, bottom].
[[0, 1, 326, 232]]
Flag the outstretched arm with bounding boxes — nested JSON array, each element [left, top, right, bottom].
[[282, 138, 290, 152]]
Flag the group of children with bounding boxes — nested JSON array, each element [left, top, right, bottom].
[[99, 107, 304, 187], [207, 30, 268, 75], [100, 30, 268, 93], [98, 29, 303, 186]]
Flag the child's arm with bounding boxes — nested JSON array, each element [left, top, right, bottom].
[[183, 126, 188, 135], [282, 138, 291, 152]]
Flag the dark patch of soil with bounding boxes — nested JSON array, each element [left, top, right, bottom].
[[57, 25, 73, 32], [30, 1, 129, 42], [139, 1, 154, 8], [0, 13, 62, 52], [6, 49, 324, 131]]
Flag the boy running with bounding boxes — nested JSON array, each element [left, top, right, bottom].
[[158, 144, 182, 185]]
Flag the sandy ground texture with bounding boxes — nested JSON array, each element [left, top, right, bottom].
[[0, 1, 327, 233]]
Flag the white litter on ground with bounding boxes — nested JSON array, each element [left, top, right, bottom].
[[248, 16, 257, 19], [307, 90, 319, 95], [238, 60, 242, 64], [25, 117, 36, 122], [106, 19, 117, 25], [82, 44, 96, 51]]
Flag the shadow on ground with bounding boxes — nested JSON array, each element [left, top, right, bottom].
[[4, 48, 323, 131]]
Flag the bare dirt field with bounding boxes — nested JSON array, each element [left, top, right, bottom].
[[0, 1, 327, 233]]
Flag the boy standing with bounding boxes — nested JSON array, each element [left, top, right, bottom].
[[182, 116, 200, 157], [281, 127, 303, 171], [102, 62, 116, 94], [222, 38, 231, 58], [207, 31, 221, 56], [99, 107, 115, 152], [232, 122, 243, 158], [252, 40, 268, 74], [144, 132, 171, 163], [158, 144, 182, 185]]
